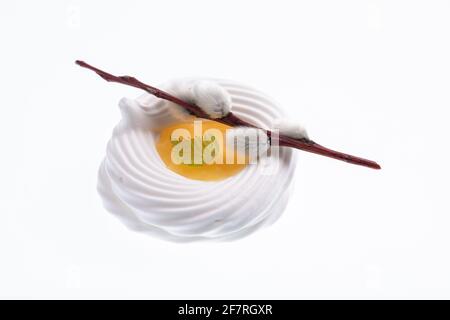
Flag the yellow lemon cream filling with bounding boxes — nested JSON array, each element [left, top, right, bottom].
[[156, 119, 248, 181]]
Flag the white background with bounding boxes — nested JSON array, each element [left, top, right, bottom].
[[1, 0, 449, 299]]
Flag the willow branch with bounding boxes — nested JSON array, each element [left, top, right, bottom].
[[75, 60, 381, 170]]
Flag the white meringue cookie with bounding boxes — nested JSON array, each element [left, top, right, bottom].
[[97, 79, 297, 242]]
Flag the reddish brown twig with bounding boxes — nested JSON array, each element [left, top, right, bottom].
[[75, 60, 381, 170]]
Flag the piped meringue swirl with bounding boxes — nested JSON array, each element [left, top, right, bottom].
[[98, 79, 297, 242]]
